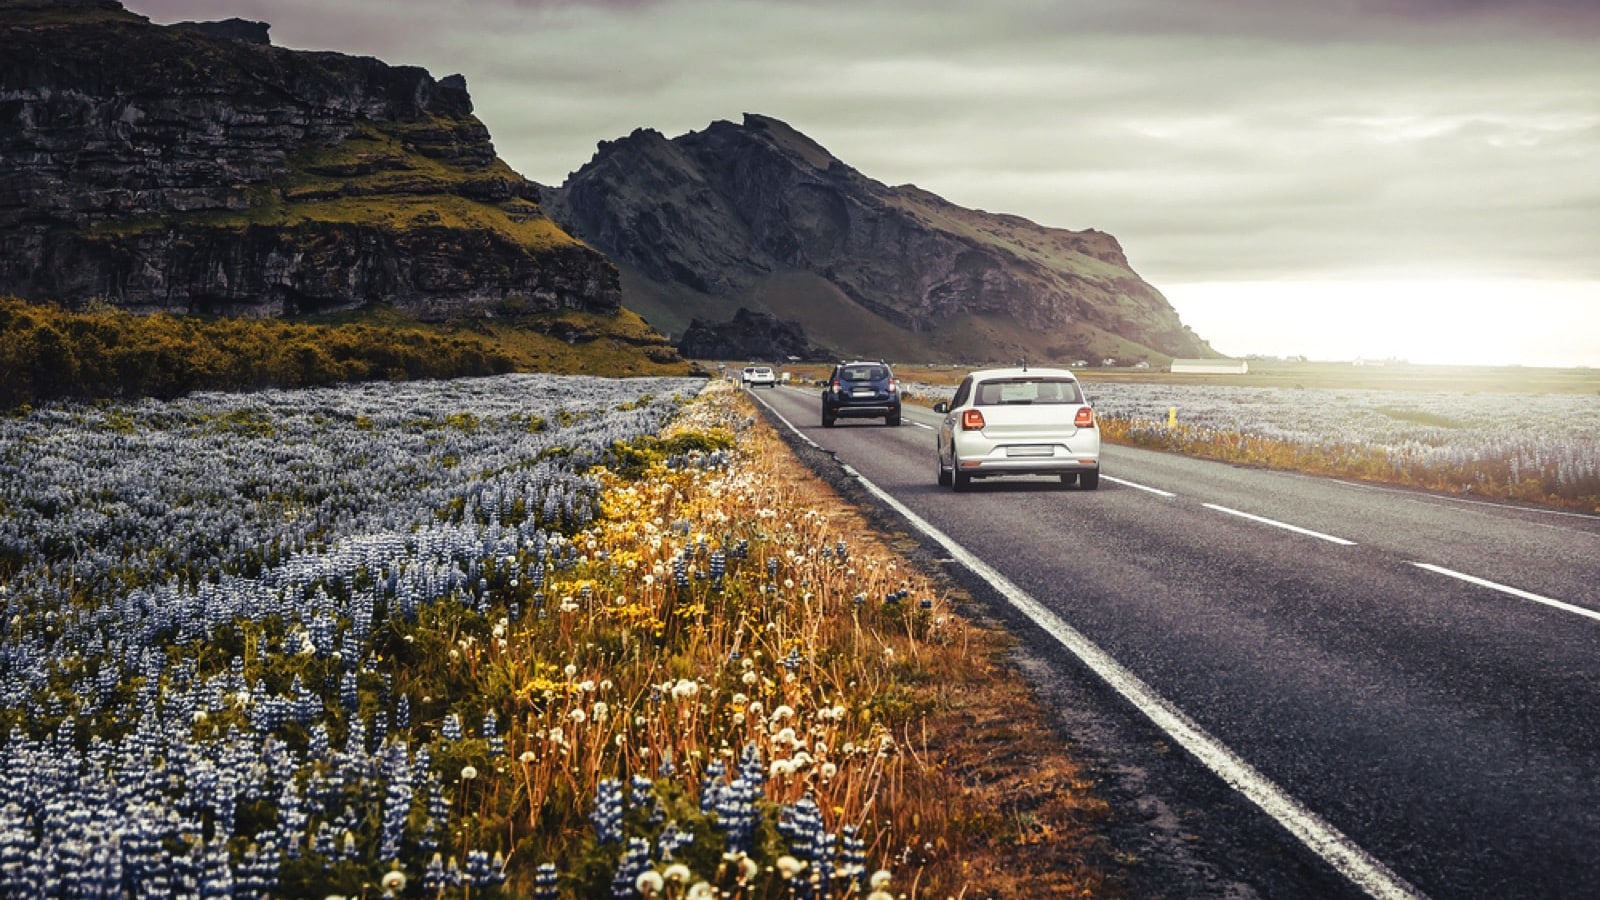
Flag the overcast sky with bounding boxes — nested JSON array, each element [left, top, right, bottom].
[[128, 0, 1600, 367]]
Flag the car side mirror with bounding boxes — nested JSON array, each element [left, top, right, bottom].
[[932, 401, 949, 414]]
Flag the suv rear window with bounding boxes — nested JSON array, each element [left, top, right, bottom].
[[973, 378, 1083, 406], [840, 365, 888, 382]]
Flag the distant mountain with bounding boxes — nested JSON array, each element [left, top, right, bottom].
[[0, 0, 619, 322], [539, 113, 1214, 364]]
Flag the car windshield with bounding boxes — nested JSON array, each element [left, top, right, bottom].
[[840, 365, 887, 382], [973, 378, 1082, 406]]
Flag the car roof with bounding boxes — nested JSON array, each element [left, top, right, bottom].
[[967, 367, 1079, 380]]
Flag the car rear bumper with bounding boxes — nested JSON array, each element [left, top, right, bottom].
[[951, 437, 1099, 476], [958, 457, 1099, 477], [825, 402, 901, 417]]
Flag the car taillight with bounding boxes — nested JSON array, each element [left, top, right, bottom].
[[1074, 406, 1096, 428], [888, 378, 899, 394], [830, 380, 841, 395], [961, 409, 986, 430]]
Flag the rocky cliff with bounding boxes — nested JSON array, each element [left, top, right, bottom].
[[0, 0, 619, 320], [540, 114, 1214, 364], [676, 307, 829, 362]]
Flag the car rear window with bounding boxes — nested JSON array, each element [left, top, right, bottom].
[[973, 378, 1082, 406], [841, 365, 887, 382]]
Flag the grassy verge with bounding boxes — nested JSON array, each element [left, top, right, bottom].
[[0, 297, 697, 411]]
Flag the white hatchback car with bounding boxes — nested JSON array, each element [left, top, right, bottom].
[[743, 365, 778, 388], [933, 367, 1101, 490]]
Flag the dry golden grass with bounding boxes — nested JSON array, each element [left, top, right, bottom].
[[700, 389, 1111, 896]]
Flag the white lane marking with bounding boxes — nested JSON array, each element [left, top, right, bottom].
[[1104, 475, 1176, 497], [1411, 563, 1600, 623], [1204, 503, 1358, 546], [834, 463, 1423, 900]]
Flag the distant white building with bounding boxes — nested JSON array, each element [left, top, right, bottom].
[[1171, 358, 1249, 375]]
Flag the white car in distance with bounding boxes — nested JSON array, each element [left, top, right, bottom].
[[743, 365, 778, 388], [933, 366, 1101, 491]]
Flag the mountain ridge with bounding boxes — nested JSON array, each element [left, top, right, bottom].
[[540, 113, 1214, 364]]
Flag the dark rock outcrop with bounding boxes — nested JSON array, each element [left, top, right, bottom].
[[541, 113, 1214, 364], [0, 0, 619, 320], [676, 307, 828, 362]]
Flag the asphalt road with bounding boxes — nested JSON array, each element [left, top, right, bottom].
[[745, 383, 1600, 899]]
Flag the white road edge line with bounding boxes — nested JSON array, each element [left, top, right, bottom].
[[1204, 503, 1358, 546], [1411, 562, 1600, 623], [829, 461, 1423, 900], [1103, 475, 1176, 497]]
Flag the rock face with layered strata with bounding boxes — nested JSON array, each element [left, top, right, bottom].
[[0, 0, 618, 319]]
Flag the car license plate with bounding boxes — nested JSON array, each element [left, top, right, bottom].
[[1006, 445, 1053, 458], [851, 389, 875, 397]]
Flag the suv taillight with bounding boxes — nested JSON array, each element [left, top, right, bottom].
[[961, 409, 986, 430], [888, 378, 898, 394], [1074, 407, 1096, 428]]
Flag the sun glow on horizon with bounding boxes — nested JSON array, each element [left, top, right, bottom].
[[1162, 279, 1600, 369]]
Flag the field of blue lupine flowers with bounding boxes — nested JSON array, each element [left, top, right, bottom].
[[0, 374, 690, 895], [1, 374, 970, 898], [1086, 382, 1600, 507]]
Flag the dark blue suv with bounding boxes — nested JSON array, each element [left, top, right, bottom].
[[821, 360, 901, 427]]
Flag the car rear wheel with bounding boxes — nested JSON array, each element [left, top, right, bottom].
[[822, 414, 835, 427], [937, 449, 952, 486], [951, 453, 971, 492], [1080, 470, 1100, 490], [1058, 473, 1078, 488]]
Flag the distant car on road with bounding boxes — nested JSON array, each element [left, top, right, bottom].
[[933, 366, 1100, 490], [822, 360, 901, 427], [744, 365, 777, 388]]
